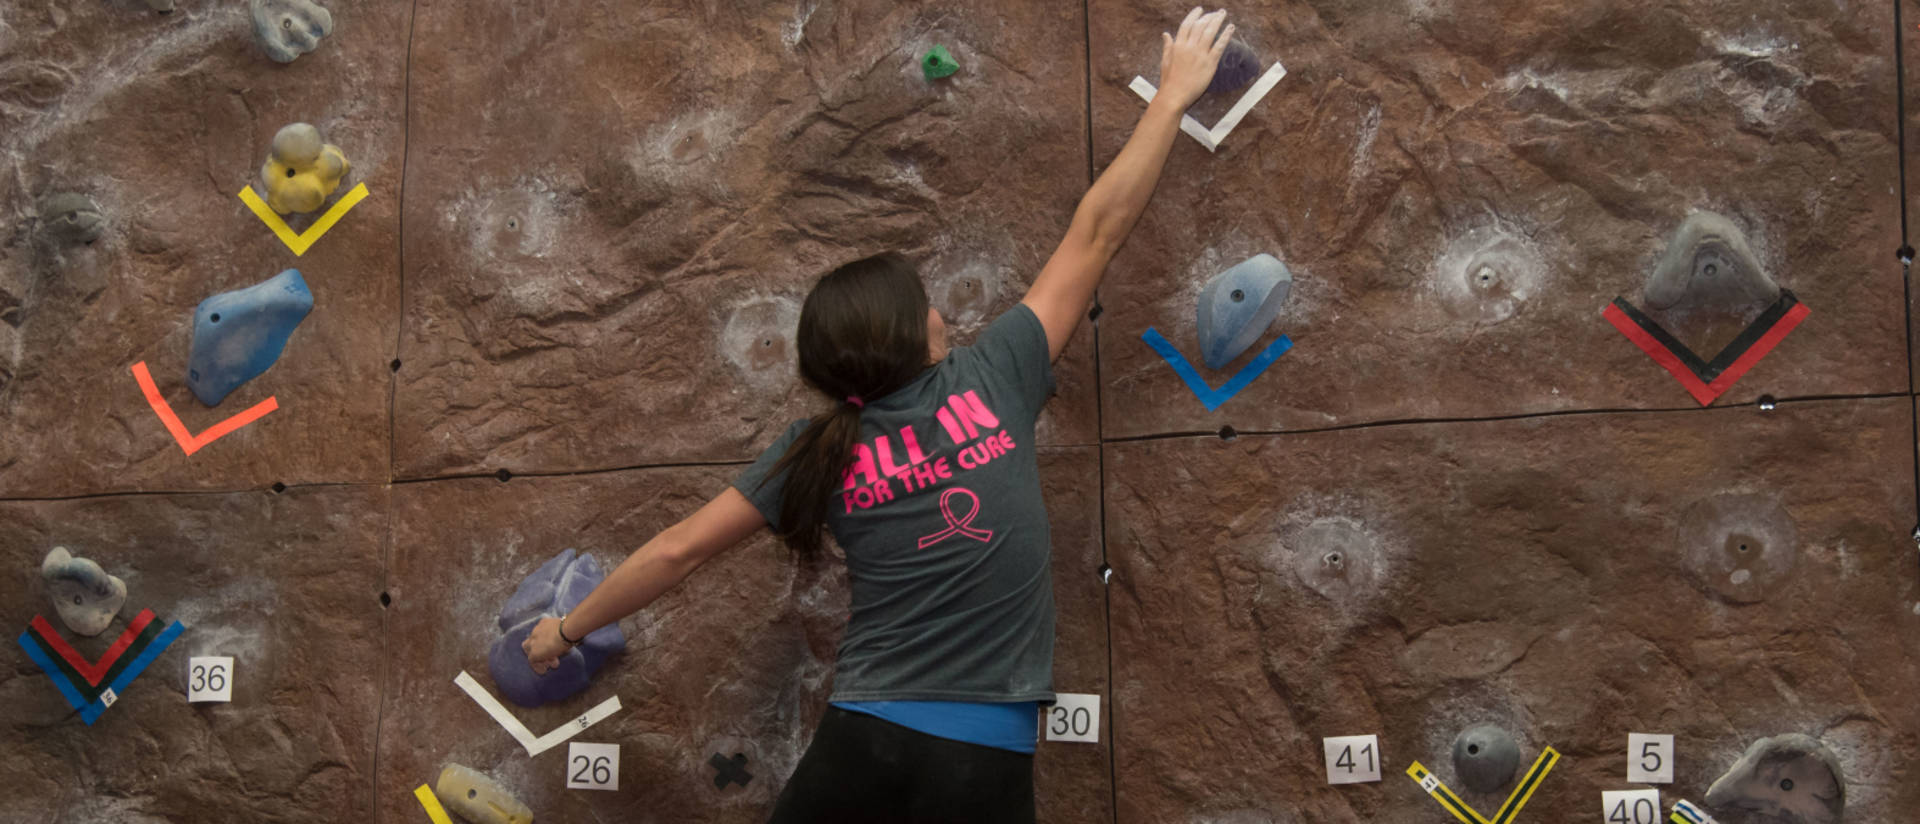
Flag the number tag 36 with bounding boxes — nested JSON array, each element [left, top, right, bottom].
[[188, 656, 233, 703], [1323, 735, 1382, 784], [567, 742, 619, 791], [1043, 693, 1100, 743]]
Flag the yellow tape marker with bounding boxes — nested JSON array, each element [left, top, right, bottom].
[[413, 783, 453, 824], [238, 181, 369, 256], [1406, 762, 1490, 824], [1405, 746, 1559, 824]]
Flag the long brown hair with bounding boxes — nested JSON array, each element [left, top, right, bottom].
[[764, 254, 930, 559]]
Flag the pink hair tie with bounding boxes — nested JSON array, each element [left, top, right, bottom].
[[846, 396, 865, 408]]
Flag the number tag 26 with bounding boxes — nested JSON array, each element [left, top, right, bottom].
[[567, 742, 619, 791]]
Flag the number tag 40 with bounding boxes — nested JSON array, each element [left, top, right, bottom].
[[1601, 789, 1661, 824], [188, 656, 234, 703], [567, 742, 619, 791], [1043, 693, 1100, 743], [1323, 735, 1382, 784]]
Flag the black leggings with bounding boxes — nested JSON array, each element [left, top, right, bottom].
[[768, 706, 1036, 824]]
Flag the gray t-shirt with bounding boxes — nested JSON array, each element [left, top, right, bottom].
[[732, 303, 1057, 703]]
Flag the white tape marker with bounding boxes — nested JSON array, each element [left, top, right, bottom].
[[1129, 61, 1288, 152], [453, 671, 622, 757]]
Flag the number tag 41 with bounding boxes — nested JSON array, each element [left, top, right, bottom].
[[1043, 693, 1100, 743], [1323, 735, 1382, 784], [188, 656, 234, 703], [1602, 789, 1660, 824], [567, 742, 619, 791]]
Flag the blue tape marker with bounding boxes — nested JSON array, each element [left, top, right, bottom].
[[79, 621, 183, 725], [18, 621, 185, 725], [1141, 328, 1292, 411], [17, 630, 93, 713]]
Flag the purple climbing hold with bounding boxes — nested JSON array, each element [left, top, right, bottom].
[[486, 548, 626, 708], [186, 269, 313, 406], [1207, 39, 1261, 96]]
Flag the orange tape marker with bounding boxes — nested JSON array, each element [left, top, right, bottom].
[[132, 361, 278, 456]]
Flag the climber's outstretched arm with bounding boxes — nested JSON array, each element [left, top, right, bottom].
[[522, 487, 765, 672]]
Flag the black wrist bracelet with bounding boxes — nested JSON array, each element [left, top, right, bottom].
[[557, 614, 584, 645]]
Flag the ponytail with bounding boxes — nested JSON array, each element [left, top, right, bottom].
[[767, 403, 865, 559], [763, 254, 929, 560]]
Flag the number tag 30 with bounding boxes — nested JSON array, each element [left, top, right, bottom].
[[567, 742, 619, 791], [1043, 693, 1100, 743], [188, 656, 233, 703], [1323, 735, 1382, 784]]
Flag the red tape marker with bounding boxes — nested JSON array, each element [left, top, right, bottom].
[[30, 609, 155, 686]]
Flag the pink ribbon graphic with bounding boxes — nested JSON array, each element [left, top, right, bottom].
[[917, 487, 995, 549]]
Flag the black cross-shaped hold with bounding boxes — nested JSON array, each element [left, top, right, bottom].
[[709, 752, 753, 789]]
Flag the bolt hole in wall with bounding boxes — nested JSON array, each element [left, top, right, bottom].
[[390, 359, 401, 372], [1218, 425, 1237, 441], [496, 469, 512, 483], [379, 591, 391, 609], [271, 482, 286, 494]]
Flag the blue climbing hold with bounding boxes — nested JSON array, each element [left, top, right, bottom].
[[1197, 253, 1292, 370], [185, 268, 313, 406], [487, 548, 626, 708]]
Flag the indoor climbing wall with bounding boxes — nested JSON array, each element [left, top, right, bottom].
[[1, 1, 1916, 824]]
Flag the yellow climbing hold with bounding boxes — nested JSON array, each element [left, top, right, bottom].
[[261, 122, 350, 215]]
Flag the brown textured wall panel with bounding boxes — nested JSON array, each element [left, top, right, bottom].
[[1090, 0, 1902, 437], [1105, 398, 1920, 822], [0, 487, 387, 823], [0, 0, 408, 497]]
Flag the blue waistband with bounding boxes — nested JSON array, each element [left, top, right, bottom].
[[831, 700, 1038, 754]]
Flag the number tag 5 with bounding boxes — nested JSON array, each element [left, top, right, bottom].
[[566, 742, 619, 791], [1626, 734, 1673, 784], [1322, 735, 1382, 784]]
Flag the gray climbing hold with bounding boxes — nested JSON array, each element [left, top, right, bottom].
[[186, 269, 314, 406], [1197, 253, 1291, 370], [1451, 725, 1521, 794], [249, 0, 333, 63], [41, 547, 128, 638], [37, 193, 105, 246], [1705, 734, 1844, 824], [1646, 211, 1777, 311]]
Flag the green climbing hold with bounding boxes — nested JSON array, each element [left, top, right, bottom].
[[922, 45, 959, 80]]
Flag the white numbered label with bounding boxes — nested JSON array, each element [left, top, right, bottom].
[[1323, 735, 1382, 784], [566, 742, 619, 791], [1044, 693, 1100, 743], [1420, 773, 1440, 792], [1602, 789, 1661, 824], [99, 687, 117, 707], [188, 657, 234, 703], [1626, 733, 1673, 783]]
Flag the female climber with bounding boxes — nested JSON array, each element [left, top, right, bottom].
[[523, 8, 1236, 822]]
